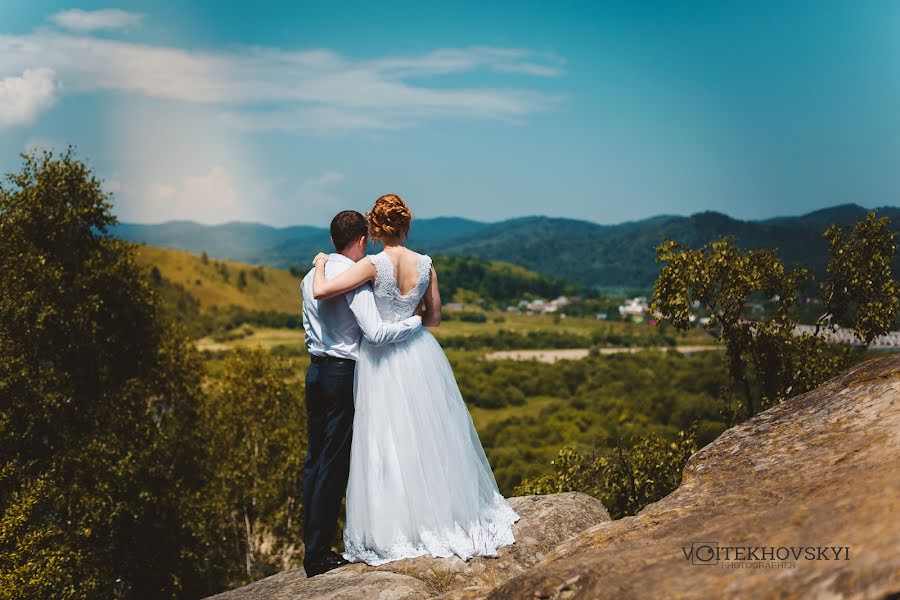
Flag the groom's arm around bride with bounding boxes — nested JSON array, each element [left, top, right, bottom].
[[299, 210, 421, 577]]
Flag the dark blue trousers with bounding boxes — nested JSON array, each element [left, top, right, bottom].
[[302, 359, 356, 563]]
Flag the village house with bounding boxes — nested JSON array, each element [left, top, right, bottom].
[[514, 296, 573, 315], [618, 297, 649, 322]]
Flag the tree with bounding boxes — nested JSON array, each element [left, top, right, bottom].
[[0, 148, 210, 599], [651, 212, 898, 422], [149, 264, 163, 285], [200, 349, 306, 584], [819, 213, 899, 341]]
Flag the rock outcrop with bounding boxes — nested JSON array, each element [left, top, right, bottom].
[[207, 492, 610, 600], [208, 354, 900, 599], [468, 354, 900, 599]]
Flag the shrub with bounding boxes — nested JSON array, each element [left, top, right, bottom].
[[458, 311, 488, 323], [515, 426, 698, 519]]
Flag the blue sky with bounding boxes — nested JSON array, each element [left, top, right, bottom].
[[1, 1, 898, 226]]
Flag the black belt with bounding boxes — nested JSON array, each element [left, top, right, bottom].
[[310, 354, 356, 365]]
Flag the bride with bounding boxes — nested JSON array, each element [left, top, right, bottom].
[[311, 194, 519, 565]]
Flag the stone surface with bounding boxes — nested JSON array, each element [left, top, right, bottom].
[[365, 492, 611, 595], [206, 491, 610, 599], [208, 355, 900, 599], [477, 354, 900, 599], [206, 568, 432, 600]]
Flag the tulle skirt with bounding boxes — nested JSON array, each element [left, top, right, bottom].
[[342, 328, 519, 565]]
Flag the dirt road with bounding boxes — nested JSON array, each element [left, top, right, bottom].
[[485, 345, 721, 363]]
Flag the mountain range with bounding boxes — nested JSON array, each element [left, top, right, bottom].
[[112, 204, 900, 288]]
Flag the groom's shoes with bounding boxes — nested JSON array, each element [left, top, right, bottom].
[[304, 552, 351, 577]]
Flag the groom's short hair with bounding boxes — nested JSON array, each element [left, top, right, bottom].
[[330, 210, 368, 251]]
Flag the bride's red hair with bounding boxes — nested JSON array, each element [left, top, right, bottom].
[[367, 194, 412, 243]]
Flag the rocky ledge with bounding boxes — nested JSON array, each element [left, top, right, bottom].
[[207, 491, 610, 599], [208, 354, 900, 599]]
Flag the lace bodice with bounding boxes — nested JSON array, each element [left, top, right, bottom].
[[369, 251, 432, 322]]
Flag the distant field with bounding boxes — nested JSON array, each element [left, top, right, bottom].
[[195, 317, 715, 354], [436, 313, 713, 344], [135, 245, 302, 313], [197, 327, 306, 352]]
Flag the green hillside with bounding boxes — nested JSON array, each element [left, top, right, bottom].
[[135, 245, 303, 313], [134, 245, 586, 340]]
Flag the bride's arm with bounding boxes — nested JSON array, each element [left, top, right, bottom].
[[312, 254, 376, 300], [422, 266, 442, 327], [347, 286, 422, 345]]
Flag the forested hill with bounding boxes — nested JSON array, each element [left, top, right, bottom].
[[114, 203, 900, 288], [134, 246, 575, 338]]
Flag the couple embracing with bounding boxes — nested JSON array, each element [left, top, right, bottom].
[[300, 194, 519, 576]]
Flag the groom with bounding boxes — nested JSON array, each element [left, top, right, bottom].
[[300, 210, 423, 576]]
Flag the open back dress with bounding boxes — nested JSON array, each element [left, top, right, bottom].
[[342, 250, 519, 565]]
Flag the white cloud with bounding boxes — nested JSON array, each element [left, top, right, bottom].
[[142, 166, 258, 223], [0, 28, 563, 133], [216, 106, 404, 136], [370, 47, 565, 78], [301, 171, 345, 189], [294, 171, 347, 222], [0, 68, 59, 128], [183, 165, 237, 208], [48, 9, 144, 33], [149, 183, 176, 200]]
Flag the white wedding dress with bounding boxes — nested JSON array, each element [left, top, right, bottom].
[[342, 250, 519, 565]]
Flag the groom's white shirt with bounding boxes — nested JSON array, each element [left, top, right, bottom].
[[301, 253, 422, 360]]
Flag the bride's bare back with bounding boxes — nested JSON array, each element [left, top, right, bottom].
[[383, 246, 425, 296]]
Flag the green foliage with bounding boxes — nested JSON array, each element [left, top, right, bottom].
[[0, 148, 210, 598], [148, 269, 205, 337], [204, 306, 302, 334], [820, 213, 899, 342], [210, 324, 255, 343], [515, 427, 698, 519], [198, 349, 306, 585], [651, 213, 897, 422], [147, 272, 303, 339], [215, 261, 230, 283], [455, 311, 488, 323], [453, 356, 586, 409], [470, 350, 729, 492], [432, 254, 584, 307]]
